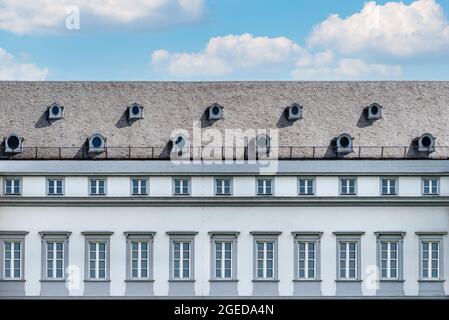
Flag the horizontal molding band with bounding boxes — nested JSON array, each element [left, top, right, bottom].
[[0, 196, 448, 207]]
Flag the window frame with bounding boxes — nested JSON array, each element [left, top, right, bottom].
[[250, 231, 281, 281], [0, 231, 28, 281], [334, 232, 364, 281], [209, 232, 239, 281], [82, 232, 113, 281], [374, 232, 405, 281], [380, 177, 398, 196], [172, 177, 190, 196], [256, 178, 274, 196], [130, 177, 149, 196], [3, 177, 22, 196], [292, 232, 322, 281], [167, 232, 197, 281], [421, 177, 440, 196], [124, 232, 155, 281], [88, 177, 107, 196], [214, 177, 233, 196], [39, 231, 71, 281], [298, 178, 315, 196], [339, 177, 357, 196], [416, 232, 446, 281], [46, 177, 65, 196]]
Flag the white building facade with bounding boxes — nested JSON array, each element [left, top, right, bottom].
[[0, 82, 448, 297]]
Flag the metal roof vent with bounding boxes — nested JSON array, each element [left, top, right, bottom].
[[170, 134, 189, 155], [365, 103, 382, 120], [4, 134, 24, 154], [88, 134, 106, 153], [334, 133, 353, 154], [47, 103, 64, 120], [256, 134, 271, 155], [417, 133, 436, 153], [286, 103, 302, 121], [128, 103, 144, 121], [208, 104, 223, 120]]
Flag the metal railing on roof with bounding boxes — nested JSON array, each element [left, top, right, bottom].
[[0, 146, 448, 160]]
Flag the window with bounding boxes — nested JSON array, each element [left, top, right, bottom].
[[82, 232, 112, 281], [124, 232, 155, 280], [4, 178, 21, 195], [298, 179, 314, 195], [132, 178, 148, 196], [422, 178, 439, 195], [47, 179, 64, 196], [209, 232, 238, 281], [173, 178, 190, 195], [257, 178, 273, 196], [251, 232, 280, 280], [89, 178, 105, 196], [421, 241, 440, 279], [381, 178, 397, 195], [215, 178, 232, 195], [334, 232, 363, 280], [39, 232, 70, 281], [168, 232, 197, 281], [0, 231, 27, 280], [340, 178, 356, 195], [375, 232, 404, 281], [293, 232, 322, 281]]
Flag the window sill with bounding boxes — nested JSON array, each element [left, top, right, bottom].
[[293, 279, 322, 282], [168, 279, 195, 282], [40, 279, 66, 282], [252, 279, 279, 282], [125, 279, 154, 282], [379, 279, 404, 282], [418, 279, 445, 282], [0, 279, 26, 282], [84, 279, 111, 282], [209, 279, 239, 282], [335, 279, 362, 282]]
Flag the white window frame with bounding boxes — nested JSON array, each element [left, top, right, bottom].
[[298, 178, 315, 196], [131, 178, 148, 196], [422, 177, 439, 196], [215, 178, 232, 196], [4, 178, 21, 196], [47, 178, 64, 196], [82, 232, 112, 281], [89, 178, 106, 196], [256, 178, 273, 196], [251, 232, 280, 281], [380, 178, 398, 196], [173, 178, 190, 196], [416, 232, 446, 280], [293, 232, 322, 280], [209, 232, 239, 281], [334, 232, 364, 281], [339, 178, 357, 196], [39, 232, 70, 281], [0, 231, 28, 281], [124, 232, 155, 281], [167, 232, 197, 281], [375, 232, 404, 281]]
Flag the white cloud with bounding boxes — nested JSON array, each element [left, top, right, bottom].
[[0, 0, 205, 35], [0, 48, 48, 80], [308, 0, 449, 56], [151, 33, 401, 79]]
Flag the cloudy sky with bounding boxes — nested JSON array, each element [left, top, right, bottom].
[[1, 0, 449, 80]]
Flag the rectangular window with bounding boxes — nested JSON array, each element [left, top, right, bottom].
[[90, 179, 105, 195], [422, 241, 440, 279], [298, 179, 314, 195], [256, 241, 274, 279], [380, 241, 398, 279], [3, 241, 22, 279], [4, 179, 20, 195], [132, 179, 148, 196], [173, 241, 191, 279], [257, 179, 272, 195], [340, 179, 356, 195], [338, 241, 357, 279], [46, 242, 64, 279], [47, 179, 64, 196], [174, 178, 190, 195], [215, 178, 231, 195], [131, 241, 149, 278], [215, 241, 232, 278], [381, 178, 397, 195], [422, 178, 439, 195], [88, 242, 107, 279], [298, 241, 316, 279]]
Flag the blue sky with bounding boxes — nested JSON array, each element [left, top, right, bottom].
[[0, 0, 448, 80]]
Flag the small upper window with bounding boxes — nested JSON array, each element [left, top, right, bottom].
[[174, 178, 190, 195], [381, 178, 397, 195], [47, 103, 64, 120], [87, 134, 106, 154], [90, 178, 106, 196], [48, 179, 64, 196], [423, 178, 439, 195], [340, 178, 356, 195], [257, 178, 273, 196], [128, 103, 144, 121], [298, 178, 314, 195], [4, 179, 21, 195], [132, 178, 148, 196], [215, 178, 231, 196], [4, 134, 24, 154]]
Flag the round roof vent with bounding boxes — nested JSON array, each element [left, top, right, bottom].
[[4, 134, 24, 153]]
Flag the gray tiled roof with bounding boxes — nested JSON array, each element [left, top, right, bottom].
[[0, 81, 448, 159]]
